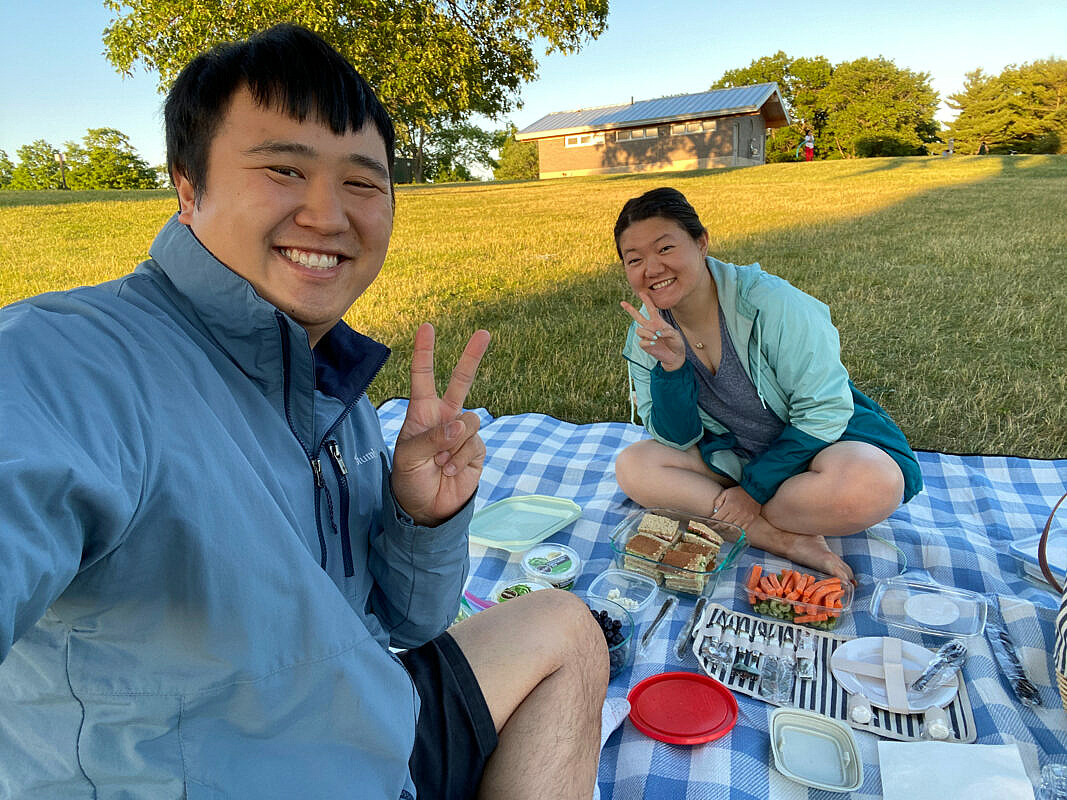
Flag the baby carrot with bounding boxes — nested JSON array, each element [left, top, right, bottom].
[[747, 565, 763, 590], [780, 569, 796, 593]]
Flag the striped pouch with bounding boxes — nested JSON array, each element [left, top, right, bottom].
[[1037, 490, 1067, 712]]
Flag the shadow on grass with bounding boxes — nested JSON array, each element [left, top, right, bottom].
[[368, 155, 1066, 457]]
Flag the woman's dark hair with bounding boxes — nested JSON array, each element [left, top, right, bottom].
[[613, 187, 707, 258], [164, 23, 395, 204]]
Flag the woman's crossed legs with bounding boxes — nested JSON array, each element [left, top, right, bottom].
[[614, 439, 905, 582]]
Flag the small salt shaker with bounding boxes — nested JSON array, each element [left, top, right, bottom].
[[920, 706, 951, 740]]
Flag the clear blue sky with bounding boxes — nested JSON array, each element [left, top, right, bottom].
[[1, 0, 1064, 169]]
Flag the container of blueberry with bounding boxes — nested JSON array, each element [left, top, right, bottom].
[[585, 594, 635, 679]]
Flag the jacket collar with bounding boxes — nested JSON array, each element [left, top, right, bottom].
[[144, 215, 389, 411]]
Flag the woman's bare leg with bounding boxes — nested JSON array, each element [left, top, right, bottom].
[[761, 441, 904, 537]]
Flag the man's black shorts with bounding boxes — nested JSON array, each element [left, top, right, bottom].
[[399, 631, 498, 800]]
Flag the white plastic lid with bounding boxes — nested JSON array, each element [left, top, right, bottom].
[[770, 708, 863, 792], [521, 543, 581, 588]]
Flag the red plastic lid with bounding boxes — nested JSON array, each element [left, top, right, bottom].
[[627, 671, 738, 745]]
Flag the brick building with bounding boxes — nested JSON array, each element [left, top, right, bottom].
[[515, 83, 790, 179]]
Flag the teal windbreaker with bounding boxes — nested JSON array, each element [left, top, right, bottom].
[[623, 256, 920, 505]]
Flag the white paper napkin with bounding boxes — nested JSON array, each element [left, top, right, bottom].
[[878, 741, 1034, 800]]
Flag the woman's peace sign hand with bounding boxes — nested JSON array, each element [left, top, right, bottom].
[[620, 292, 686, 371]]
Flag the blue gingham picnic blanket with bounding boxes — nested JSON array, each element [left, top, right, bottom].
[[378, 399, 1067, 799]]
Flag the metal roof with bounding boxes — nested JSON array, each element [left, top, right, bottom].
[[515, 83, 790, 140]]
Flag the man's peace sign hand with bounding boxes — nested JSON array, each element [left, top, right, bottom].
[[390, 323, 491, 527]]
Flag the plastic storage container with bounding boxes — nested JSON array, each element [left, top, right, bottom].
[[1008, 532, 1067, 589], [869, 577, 986, 638], [770, 708, 863, 792], [520, 543, 581, 590], [609, 508, 746, 597], [740, 563, 854, 630], [585, 594, 636, 678], [586, 568, 659, 623]]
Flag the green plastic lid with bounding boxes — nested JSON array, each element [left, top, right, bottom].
[[468, 495, 582, 552]]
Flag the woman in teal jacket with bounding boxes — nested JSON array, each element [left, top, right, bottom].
[[616, 188, 921, 581]]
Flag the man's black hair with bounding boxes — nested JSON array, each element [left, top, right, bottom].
[[613, 187, 707, 259], [165, 23, 395, 203]]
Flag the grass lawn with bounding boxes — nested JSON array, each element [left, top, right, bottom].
[[1, 155, 1064, 458]]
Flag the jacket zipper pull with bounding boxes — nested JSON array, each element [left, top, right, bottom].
[[326, 441, 355, 578], [327, 441, 348, 475], [311, 457, 325, 487]]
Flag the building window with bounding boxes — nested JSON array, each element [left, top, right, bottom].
[[616, 127, 660, 142], [564, 132, 605, 147], [670, 119, 718, 136]]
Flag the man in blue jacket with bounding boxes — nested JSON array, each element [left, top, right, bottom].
[[0, 24, 608, 799]]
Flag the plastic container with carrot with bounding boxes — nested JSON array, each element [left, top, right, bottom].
[[742, 564, 854, 630]]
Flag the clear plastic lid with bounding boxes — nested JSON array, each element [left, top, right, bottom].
[[869, 576, 986, 637]]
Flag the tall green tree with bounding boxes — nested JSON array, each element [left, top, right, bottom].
[[820, 57, 939, 158], [64, 128, 159, 189], [0, 150, 13, 188], [948, 58, 1067, 154], [392, 112, 498, 183], [102, 1, 609, 180], [711, 51, 832, 162], [9, 139, 63, 190], [493, 126, 539, 181]]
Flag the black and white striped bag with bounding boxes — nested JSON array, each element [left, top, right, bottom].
[[1038, 490, 1067, 711]]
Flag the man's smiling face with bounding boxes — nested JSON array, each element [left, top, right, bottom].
[[174, 86, 394, 346]]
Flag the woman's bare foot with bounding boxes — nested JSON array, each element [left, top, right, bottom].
[[741, 516, 855, 583], [781, 534, 854, 583]]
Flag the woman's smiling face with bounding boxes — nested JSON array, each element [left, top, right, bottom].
[[618, 216, 709, 309]]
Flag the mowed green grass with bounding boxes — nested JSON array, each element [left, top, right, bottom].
[[1, 155, 1064, 457]]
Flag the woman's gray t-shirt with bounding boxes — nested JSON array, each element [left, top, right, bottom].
[[663, 305, 785, 459]]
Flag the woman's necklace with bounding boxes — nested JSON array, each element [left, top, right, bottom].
[[693, 341, 705, 349]]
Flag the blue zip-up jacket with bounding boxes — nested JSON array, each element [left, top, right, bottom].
[[0, 216, 472, 798], [623, 256, 920, 505]]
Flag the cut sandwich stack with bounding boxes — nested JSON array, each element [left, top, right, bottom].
[[621, 513, 724, 594]]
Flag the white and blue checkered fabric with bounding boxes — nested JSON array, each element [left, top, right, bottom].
[[378, 400, 1067, 799]]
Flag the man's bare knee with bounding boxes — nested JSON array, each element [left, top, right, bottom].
[[525, 589, 609, 677]]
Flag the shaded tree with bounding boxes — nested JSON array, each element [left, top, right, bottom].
[[64, 128, 159, 189], [421, 121, 498, 182], [102, 1, 608, 179], [949, 58, 1067, 154], [9, 140, 62, 190], [820, 57, 939, 158], [493, 125, 539, 180], [712, 51, 832, 162], [0, 150, 12, 188]]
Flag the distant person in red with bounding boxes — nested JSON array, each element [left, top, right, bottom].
[[803, 131, 815, 162]]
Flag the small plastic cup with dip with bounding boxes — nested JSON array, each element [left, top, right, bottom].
[[521, 543, 582, 590]]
